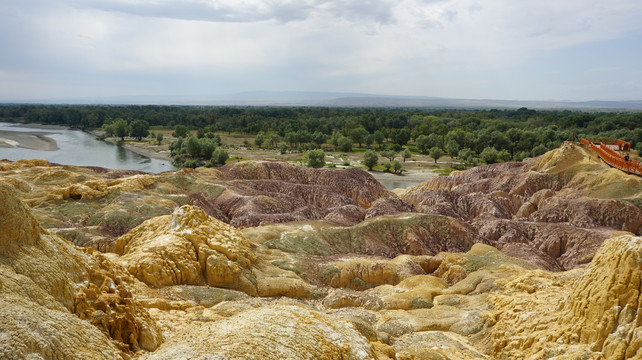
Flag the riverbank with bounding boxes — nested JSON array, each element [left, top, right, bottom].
[[0, 129, 59, 151], [87, 130, 174, 162]]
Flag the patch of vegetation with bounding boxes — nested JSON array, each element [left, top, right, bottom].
[[435, 167, 457, 176], [270, 260, 302, 275], [87, 211, 144, 237], [122, 203, 171, 218], [55, 202, 97, 225], [410, 297, 434, 309], [318, 265, 341, 284], [56, 229, 92, 247]]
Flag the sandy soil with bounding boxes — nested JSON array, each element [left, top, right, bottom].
[[0, 130, 59, 151]]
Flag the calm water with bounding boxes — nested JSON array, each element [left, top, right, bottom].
[[0, 122, 176, 173], [377, 178, 424, 190]]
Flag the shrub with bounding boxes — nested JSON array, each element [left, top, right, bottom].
[[173, 124, 189, 138], [429, 147, 443, 164], [338, 136, 353, 152], [531, 144, 548, 157], [304, 149, 325, 168], [90, 211, 143, 237], [480, 146, 499, 164], [391, 160, 404, 174], [211, 148, 229, 166], [183, 159, 201, 168], [363, 150, 378, 170], [513, 151, 531, 162]]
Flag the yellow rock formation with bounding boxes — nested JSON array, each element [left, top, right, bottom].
[[0, 182, 162, 358], [486, 235, 642, 359], [114, 205, 314, 297], [142, 304, 377, 360]]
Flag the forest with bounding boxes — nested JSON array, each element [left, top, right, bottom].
[[1, 104, 640, 168]]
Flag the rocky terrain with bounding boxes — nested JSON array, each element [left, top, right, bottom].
[[1, 141, 642, 359]]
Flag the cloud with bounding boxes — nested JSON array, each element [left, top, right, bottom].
[[1, 0, 642, 100], [69, 0, 312, 23]]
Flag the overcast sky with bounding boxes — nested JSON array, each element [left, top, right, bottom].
[[1, 0, 642, 102]]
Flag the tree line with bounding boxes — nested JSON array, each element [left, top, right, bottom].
[[1, 104, 640, 168]]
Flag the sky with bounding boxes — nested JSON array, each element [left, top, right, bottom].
[[1, 0, 642, 102]]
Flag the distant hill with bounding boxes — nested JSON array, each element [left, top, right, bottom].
[[3, 91, 642, 110]]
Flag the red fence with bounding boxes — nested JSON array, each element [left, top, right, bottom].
[[581, 138, 641, 176]]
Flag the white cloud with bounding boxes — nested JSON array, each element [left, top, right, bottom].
[[1, 0, 641, 100]]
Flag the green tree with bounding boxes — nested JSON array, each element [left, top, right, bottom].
[[364, 134, 374, 149], [197, 128, 206, 138], [374, 130, 385, 149], [531, 144, 548, 157], [429, 146, 443, 164], [211, 148, 229, 166], [391, 160, 404, 174], [498, 149, 512, 162], [445, 138, 460, 159], [329, 131, 341, 149], [458, 148, 475, 165], [186, 136, 201, 158], [304, 149, 325, 168], [173, 124, 189, 138], [129, 119, 149, 141], [350, 127, 369, 148], [415, 135, 430, 153], [402, 149, 412, 162], [312, 131, 327, 146], [102, 123, 115, 137], [268, 133, 281, 148], [513, 151, 530, 162], [393, 128, 411, 146], [338, 136, 353, 152], [363, 150, 378, 170], [200, 138, 218, 160], [416, 134, 440, 154], [380, 150, 396, 162], [254, 133, 265, 148], [480, 146, 499, 164], [112, 118, 129, 141], [156, 133, 164, 145]]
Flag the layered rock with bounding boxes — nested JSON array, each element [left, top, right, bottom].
[[486, 235, 642, 359], [114, 205, 313, 297], [219, 161, 394, 208], [142, 304, 377, 360], [0, 182, 162, 358], [255, 213, 480, 258]]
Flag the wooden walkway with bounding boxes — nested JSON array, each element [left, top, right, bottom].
[[580, 138, 641, 176]]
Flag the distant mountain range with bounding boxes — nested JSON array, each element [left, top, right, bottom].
[[3, 91, 642, 110]]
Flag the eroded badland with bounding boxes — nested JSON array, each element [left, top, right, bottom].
[[1, 141, 642, 359]]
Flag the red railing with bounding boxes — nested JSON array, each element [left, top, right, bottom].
[[617, 139, 631, 151], [581, 138, 641, 176]]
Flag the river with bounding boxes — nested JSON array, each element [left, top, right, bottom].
[[0, 122, 176, 173]]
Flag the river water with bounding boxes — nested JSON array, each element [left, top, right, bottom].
[[0, 122, 176, 173]]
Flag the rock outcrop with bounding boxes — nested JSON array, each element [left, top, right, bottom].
[[0, 182, 162, 358], [400, 142, 642, 270], [219, 161, 394, 208], [486, 235, 642, 359], [142, 304, 377, 360], [114, 205, 314, 297]]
